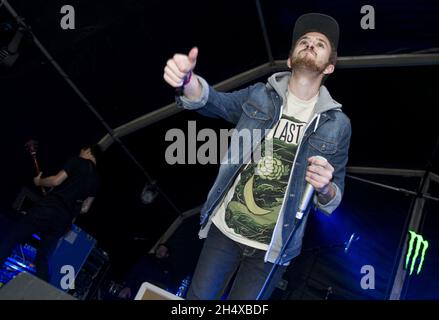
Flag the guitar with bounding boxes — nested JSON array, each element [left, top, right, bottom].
[[24, 139, 47, 196]]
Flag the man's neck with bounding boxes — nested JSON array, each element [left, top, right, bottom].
[[288, 70, 322, 101]]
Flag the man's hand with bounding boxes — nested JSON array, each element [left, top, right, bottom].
[[305, 156, 335, 201], [33, 172, 43, 186], [163, 46, 198, 87], [163, 47, 201, 100], [80, 197, 95, 214]]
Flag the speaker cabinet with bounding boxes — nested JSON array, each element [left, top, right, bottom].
[[0, 272, 76, 300]]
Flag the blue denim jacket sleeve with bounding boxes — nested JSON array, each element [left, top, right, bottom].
[[176, 75, 254, 125], [314, 116, 352, 215]]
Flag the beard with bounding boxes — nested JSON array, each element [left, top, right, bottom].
[[290, 50, 328, 73]]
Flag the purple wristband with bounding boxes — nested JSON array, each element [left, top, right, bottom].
[[182, 70, 192, 86]]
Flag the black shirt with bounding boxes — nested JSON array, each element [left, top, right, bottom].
[[48, 156, 99, 216]]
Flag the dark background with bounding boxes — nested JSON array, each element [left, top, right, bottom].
[[0, 0, 438, 299]]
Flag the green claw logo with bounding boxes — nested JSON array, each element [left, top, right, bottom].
[[405, 231, 429, 276]]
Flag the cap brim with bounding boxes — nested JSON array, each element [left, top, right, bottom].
[[292, 13, 339, 50]]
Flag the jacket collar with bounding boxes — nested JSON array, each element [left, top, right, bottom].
[[266, 71, 342, 116]]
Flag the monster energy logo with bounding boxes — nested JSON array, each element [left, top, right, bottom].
[[405, 231, 429, 275]]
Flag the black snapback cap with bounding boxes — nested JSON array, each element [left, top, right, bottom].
[[292, 13, 339, 50]]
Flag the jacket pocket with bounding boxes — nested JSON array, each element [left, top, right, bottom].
[[308, 134, 337, 155], [242, 100, 271, 121]]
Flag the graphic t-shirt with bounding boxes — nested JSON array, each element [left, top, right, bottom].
[[212, 90, 318, 250]]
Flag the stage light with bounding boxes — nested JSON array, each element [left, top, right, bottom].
[[344, 232, 360, 254], [140, 181, 158, 204]]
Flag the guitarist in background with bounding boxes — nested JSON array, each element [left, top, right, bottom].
[[0, 144, 101, 282]]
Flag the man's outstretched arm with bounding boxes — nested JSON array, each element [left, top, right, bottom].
[[33, 170, 68, 188], [164, 47, 253, 124]]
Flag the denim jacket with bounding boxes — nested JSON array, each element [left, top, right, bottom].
[[176, 71, 351, 265]]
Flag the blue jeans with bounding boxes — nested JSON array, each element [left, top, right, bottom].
[[187, 224, 287, 300]]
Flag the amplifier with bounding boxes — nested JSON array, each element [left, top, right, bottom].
[[49, 224, 96, 290]]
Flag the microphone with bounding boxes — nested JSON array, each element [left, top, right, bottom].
[[295, 183, 314, 220], [295, 155, 327, 220]]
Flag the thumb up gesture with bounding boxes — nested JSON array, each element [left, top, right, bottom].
[[163, 47, 198, 88]]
